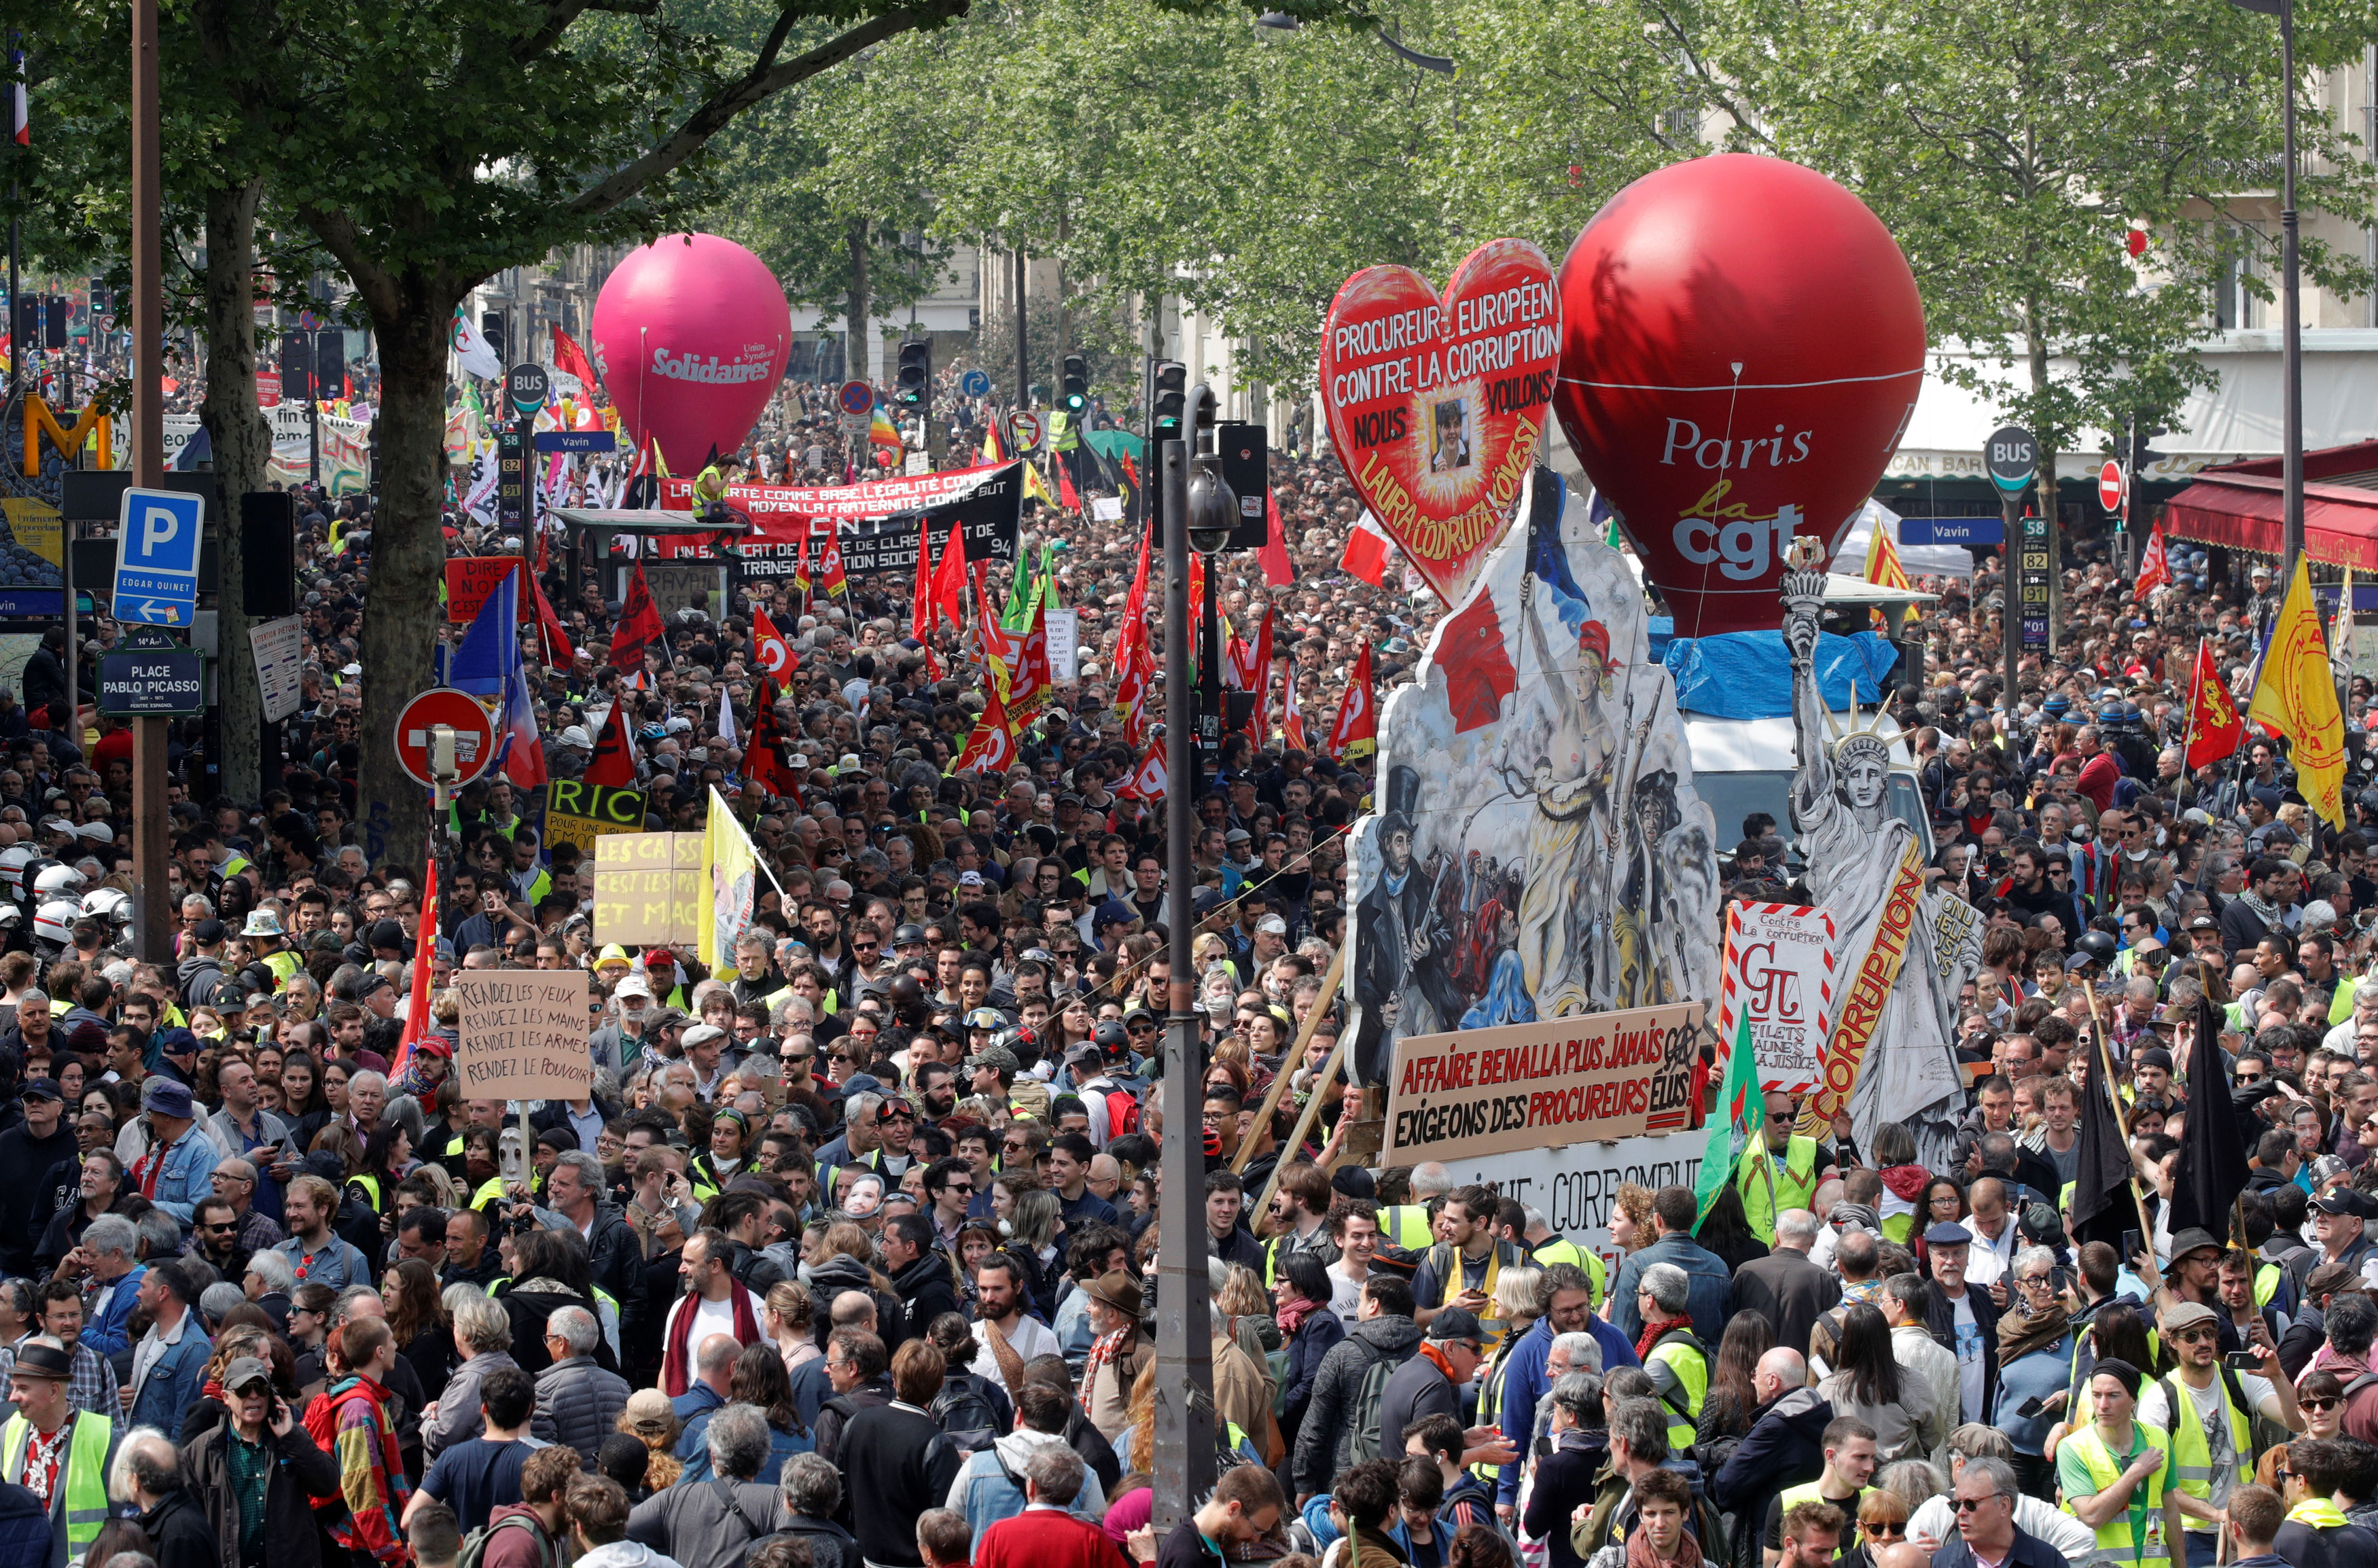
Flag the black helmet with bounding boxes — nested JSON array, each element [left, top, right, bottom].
[[2072, 929, 2120, 969]]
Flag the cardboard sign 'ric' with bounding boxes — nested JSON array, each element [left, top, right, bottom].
[[1319, 238, 1561, 608], [1552, 155, 1926, 638]]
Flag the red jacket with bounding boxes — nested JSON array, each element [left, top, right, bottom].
[[976, 1505, 1133, 1568]]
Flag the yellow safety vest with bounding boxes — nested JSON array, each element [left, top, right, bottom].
[[1, 1408, 113, 1561], [2061, 1423, 2173, 1568], [1529, 1236, 1607, 1312], [1644, 1328, 1708, 1453], [1735, 1135, 1822, 1245], [263, 948, 304, 990], [1777, 1480, 1865, 1530], [1427, 1240, 1523, 1353], [347, 1173, 383, 1213], [2152, 1372, 2252, 1533], [1379, 1205, 1434, 1249]]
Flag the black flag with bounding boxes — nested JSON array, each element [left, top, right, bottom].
[[2069, 1015, 2140, 1249], [2167, 993, 2254, 1241]]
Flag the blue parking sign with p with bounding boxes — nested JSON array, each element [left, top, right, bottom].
[[112, 488, 206, 627]]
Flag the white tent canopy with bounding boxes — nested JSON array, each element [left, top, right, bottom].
[[1832, 499, 1976, 580]]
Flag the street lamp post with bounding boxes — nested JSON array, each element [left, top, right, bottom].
[[1153, 391, 1224, 1530], [2233, 0, 2304, 579]]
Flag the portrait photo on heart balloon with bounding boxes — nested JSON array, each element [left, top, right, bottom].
[[1341, 465, 1722, 1088], [1551, 154, 1926, 639], [1317, 236, 1563, 609]]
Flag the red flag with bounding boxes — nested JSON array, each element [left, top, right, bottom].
[[608, 563, 666, 672], [524, 566, 575, 666], [1328, 642, 1377, 760], [933, 525, 969, 630], [1117, 636, 1157, 750], [747, 675, 801, 804], [953, 682, 1019, 774], [584, 698, 639, 787], [1259, 489, 1295, 588], [751, 606, 791, 680], [1340, 512, 1391, 586], [2184, 637, 2248, 771], [1017, 597, 1052, 715], [1111, 524, 1153, 718], [1056, 459, 1080, 513], [1116, 736, 1167, 800], [1438, 587, 1516, 734], [819, 533, 849, 601], [1283, 670, 1309, 754], [391, 852, 438, 1080], [550, 325, 599, 399], [792, 532, 813, 594], [1245, 605, 1275, 741], [910, 519, 938, 641], [1224, 630, 1257, 692], [2135, 523, 2173, 601]]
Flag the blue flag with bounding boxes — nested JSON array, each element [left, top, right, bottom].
[[446, 569, 518, 698]]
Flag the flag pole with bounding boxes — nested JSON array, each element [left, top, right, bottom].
[[2081, 981, 2157, 1247]]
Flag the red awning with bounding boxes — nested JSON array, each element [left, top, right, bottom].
[[2164, 440, 2378, 568]]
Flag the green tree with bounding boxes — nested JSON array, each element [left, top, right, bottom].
[[1712, 0, 2377, 524]]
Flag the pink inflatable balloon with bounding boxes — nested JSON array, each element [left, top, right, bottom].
[[590, 234, 792, 477]]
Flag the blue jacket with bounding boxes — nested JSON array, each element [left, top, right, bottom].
[[142, 1126, 220, 1228], [83, 1264, 147, 1357], [1281, 1308, 1347, 1424], [1609, 1234, 1733, 1346], [126, 1314, 211, 1433], [1495, 1316, 1643, 1505]]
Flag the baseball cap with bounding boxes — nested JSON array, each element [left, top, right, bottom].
[[1426, 1307, 1485, 1346], [20, 1077, 60, 1103], [222, 1356, 274, 1393], [2318, 1190, 2378, 1218], [1257, 915, 1288, 936], [1095, 900, 1135, 929], [612, 974, 654, 1000], [191, 918, 226, 944]]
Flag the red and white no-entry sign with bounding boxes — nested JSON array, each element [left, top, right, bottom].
[[2098, 459, 2127, 514], [393, 688, 498, 788]]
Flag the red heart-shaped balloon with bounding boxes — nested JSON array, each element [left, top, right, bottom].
[[1319, 238, 1561, 606], [1553, 155, 1926, 638]]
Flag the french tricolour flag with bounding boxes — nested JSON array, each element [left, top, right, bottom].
[[1338, 510, 1393, 586], [12, 50, 28, 147]]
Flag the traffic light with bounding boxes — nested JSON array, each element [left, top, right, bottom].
[[480, 310, 508, 363], [280, 330, 315, 402], [87, 279, 109, 320], [1061, 353, 1088, 416], [895, 339, 931, 408], [2125, 417, 2168, 482], [1152, 360, 1187, 438]]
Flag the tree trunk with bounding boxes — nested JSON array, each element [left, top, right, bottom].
[[200, 177, 274, 801], [845, 217, 871, 389], [353, 292, 454, 876]]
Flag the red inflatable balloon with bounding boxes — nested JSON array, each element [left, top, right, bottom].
[[590, 234, 792, 477], [1553, 155, 1925, 638]]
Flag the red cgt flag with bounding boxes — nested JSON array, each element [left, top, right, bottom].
[[2135, 522, 2173, 601], [751, 606, 791, 680], [2184, 636, 2248, 772], [1328, 642, 1377, 760], [1116, 736, 1167, 800], [584, 698, 639, 788]]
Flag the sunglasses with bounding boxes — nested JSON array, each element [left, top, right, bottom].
[[1863, 1522, 1907, 1539], [1951, 1495, 2003, 1512], [2305, 1397, 2343, 1413]]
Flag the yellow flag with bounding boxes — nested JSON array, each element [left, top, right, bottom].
[[1021, 461, 1056, 508], [699, 785, 759, 968], [2246, 556, 2348, 826], [1866, 516, 1913, 630]]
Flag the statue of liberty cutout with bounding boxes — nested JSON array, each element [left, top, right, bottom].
[[1782, 535, 1981, 1165]]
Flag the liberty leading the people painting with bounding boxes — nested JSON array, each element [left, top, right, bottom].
[[1346, 467, 1722, 1088]]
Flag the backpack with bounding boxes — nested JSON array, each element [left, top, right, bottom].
[[1102, 1086, 1140, 1139], [932, 1371, 1005, 1454], [459, 1514, 555, 1568], [1346, 1347, 1404, 1464]]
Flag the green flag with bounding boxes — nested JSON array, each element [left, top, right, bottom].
[[1692, 1012, 1764, 1232], [1037, 542, 1060, 613], [1603, 513, 1623, 550], [1004, 547, 1036, 629]]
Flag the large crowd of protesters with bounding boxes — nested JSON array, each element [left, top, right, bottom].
[[0, 358, 2375, 1568]]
